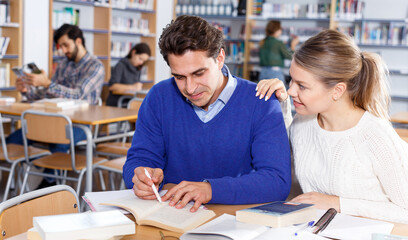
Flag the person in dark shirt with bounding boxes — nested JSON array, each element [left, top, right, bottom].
[[106, 43, 151, 106], [259, 20, 298, 85]]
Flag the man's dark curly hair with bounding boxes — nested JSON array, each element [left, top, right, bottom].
[[158, 15, 225, 65]]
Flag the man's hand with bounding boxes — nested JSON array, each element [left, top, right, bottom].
[[290, 192, 340, 212], [15, 78, 27, 93], [255, 78, 288, 102], [132, 167, 163, 200], [161, 181, 212, 213], [23, 70, 51, 88]]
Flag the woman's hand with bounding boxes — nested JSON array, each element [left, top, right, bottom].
[[255, 78, 288, 102], [290, 192, 340, 212]]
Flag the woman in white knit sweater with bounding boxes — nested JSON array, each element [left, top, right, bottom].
[[256, 29, 408, 223]]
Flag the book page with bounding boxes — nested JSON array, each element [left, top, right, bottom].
[[84, 190, 135, 214], [181, 214, 268, 240], [316, 210, 394, 240], [101, 194, 163, 221], [141, 202, 215, 232]]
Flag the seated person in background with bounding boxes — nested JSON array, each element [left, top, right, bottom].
[[106, 43, 151, 107], [123, 15, 291, 213], [7, 23, 105, 153], [258, 20, 298, 85], [256, 29, 408, 223]]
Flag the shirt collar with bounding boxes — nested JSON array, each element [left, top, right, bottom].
[[71, 52, 90, 66], [185, 64, 236, 106]]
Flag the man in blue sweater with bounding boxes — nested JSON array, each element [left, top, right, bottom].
[[123, 15, 291, 212]]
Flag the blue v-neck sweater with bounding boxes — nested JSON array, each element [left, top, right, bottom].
[[124, 77, 291, 204]]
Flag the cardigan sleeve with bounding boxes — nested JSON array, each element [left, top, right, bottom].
[[340, 127, 408, 223], [123, 88, 166, 189]]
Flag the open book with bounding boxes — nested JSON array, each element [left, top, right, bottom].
[[100, 192, 216, 233]]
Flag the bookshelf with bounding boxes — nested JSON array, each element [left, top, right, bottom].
[[330, 0, 408, 114], [174, 0, 408, 113], [0, 0, 22, 92], [49, 0, 156, 101], [174, 1, 246, 77]]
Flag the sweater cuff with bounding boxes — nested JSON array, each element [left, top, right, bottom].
[[339, 197, 357, 216], [204, 178, 228, 204]]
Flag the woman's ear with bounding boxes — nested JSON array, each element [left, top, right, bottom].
[[332, 82, 347, 101]]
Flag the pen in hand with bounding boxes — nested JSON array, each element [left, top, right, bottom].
[[294, 221, 315, 236], [144, 168, 162, 203]]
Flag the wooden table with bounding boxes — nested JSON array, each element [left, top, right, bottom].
[[0, 104, 139, 193], [391, 111, 408, 124], [121, 203, 408, 239]]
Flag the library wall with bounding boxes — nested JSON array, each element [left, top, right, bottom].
[[154, 0, 173, 82], [23, 0, 49, 73]]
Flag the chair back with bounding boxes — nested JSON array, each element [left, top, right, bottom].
[[127, 97, 143, 113], [22, 111, 73, 145], [0, 185, 79, 239]]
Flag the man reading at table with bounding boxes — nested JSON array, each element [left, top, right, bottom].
[[123, 15, 291, 212], [7, 24, 104, 168]]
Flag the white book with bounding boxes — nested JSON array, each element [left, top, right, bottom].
[[315, 210, 394, 240], [33, 210, 135, 240], [0, 37, 5, 55], [1, 37, 10, 56], [181, 214, 329, 240]]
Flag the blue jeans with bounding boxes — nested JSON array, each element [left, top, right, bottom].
[[6, 127, 87, 153], [259, 67, 285, 81]]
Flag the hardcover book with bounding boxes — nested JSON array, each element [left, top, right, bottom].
[[236, 201, 315, 228]]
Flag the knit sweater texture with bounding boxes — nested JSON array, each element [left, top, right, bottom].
[[290, 112, 408, 223], [123, 77, 291, 204]]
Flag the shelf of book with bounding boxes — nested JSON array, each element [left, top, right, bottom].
[[0, 0, 22, 94], [49, 0, 157, 103]]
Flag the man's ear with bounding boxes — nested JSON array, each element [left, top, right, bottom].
[[216, 48, 225, 69], [75, 37, 82, 47]]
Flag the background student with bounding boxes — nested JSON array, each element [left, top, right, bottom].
[[256, 29, 408, 223], [106, 43, 151, 107], [123, 15, 291, 213], [258, 20, 298, 85], [7, 24, 105, 187]]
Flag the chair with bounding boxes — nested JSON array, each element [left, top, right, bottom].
[[395, 128, 408, 143], [0, 113, 50, 202], [93, 156, 126, 190], [0, 185, 79, 239], [95, 97, 143, 158], [19, 110, 105, 195]]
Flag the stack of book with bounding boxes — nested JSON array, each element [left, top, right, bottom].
[[52, 7, 80, 29], [28, 210, 135, 240]]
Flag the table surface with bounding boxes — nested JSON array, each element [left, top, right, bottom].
[[0, 104, 139, 125], [391, 111, 408, 124], [122, 203, 408, 239]]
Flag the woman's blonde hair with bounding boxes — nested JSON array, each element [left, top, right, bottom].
[[293, 29, 390, 120]]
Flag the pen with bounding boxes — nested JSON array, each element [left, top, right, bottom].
[[311, 208, 337, 234], [144, 168, 162, 203], [294, 221, 315, 236]]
